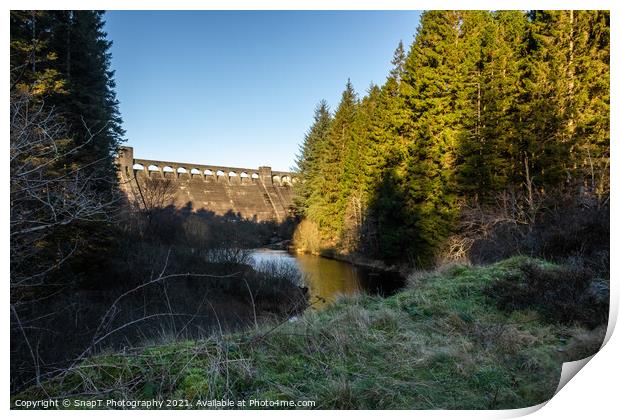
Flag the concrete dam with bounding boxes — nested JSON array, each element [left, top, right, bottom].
[[117, 147, 297, 221]]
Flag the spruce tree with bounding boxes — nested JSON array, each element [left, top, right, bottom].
[[455, 11, 527, 199], [361, 42, 410, 258], [293, 100, 332, 216], [306, 80, 358, 243], [10, 11, 68, 97], [339, 84, 381, 250], [568, 11, 609, 196], [10, 10, 125, 284], [398, 11, 470, 264], [511, 11, 609, 197], [48, 11, 125, 191], [11, 11, 124, 190], [292, 9, 609, 263]]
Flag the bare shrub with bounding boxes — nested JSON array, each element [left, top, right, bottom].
[[484, 261, 608, 327], [10, 91, 119, 390], [456, 191, 609, 278], [181, 214, 211, 249], [450, 189, 539, 264], [252, 259, 306, 288], [243, 260, 309, 315], [205, 248, 252, 266], [437, 235, 475, 264], [10, 91, 115, 288], [135, 177, 178, 212]]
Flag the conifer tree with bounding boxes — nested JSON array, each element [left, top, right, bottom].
[[306, 80, 358, 242], [10, 10, 125, 281], [10, 11, 66, 96], [340, 84, 381, 250], [49, 11, 125, 191], [511, 11, 609, 197], [11, 11, 124, 191], [455, 11, 527, 198], [293, 10, 609, 264], [361, 42, 410, 257], [398, 11, 470, 264], [566, 11, 609, 196], [514, 11, 572, 190], [293, 101, 332, 216]]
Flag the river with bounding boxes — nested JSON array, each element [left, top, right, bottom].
[[11, 248, 405, 391], [250, 249, 406, 308]]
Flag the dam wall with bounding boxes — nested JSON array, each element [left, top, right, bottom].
[[117, 147, 297, 221]]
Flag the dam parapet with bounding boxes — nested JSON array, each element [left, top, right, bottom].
[[117, 146, 297, 221]]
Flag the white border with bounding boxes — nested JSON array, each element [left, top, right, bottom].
[[3, 1, 618, 419]]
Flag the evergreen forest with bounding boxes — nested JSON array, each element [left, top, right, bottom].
[[293, 10, 609, 268]]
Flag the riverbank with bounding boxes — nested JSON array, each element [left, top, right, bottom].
[[290, 245, 408, 276], [318, 250, 407, 275], [12, 256, 607, 409]]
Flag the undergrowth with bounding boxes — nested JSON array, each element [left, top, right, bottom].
[[12, 256, 608, 409]]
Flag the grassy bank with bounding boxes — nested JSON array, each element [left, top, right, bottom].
[[13, 257, 607, 409]]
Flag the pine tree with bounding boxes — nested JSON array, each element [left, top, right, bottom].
[[10, 10, 125, 283], [568, 11, 609, 196], [293, 100, 332, 216], [365, 40, 409, 189], [389, 40, 406, 83], [10, 11, 66, 96], [398, 11, 471, 264], [292, 10, 609, 263], [512, 11, 570, 191], [340, 84, 381, 250], [510, 11, 609, 198], [11, 11, 124, 190], [361, 42, 410, 258], [455, 11, 528, 199], [48, 11, 125, 191], [306, 80, 358, 243]]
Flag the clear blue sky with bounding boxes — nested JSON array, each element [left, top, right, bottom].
[[104, 11, 421, 171]]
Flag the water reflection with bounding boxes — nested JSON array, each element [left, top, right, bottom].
[[250, 249, 405, 308]]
